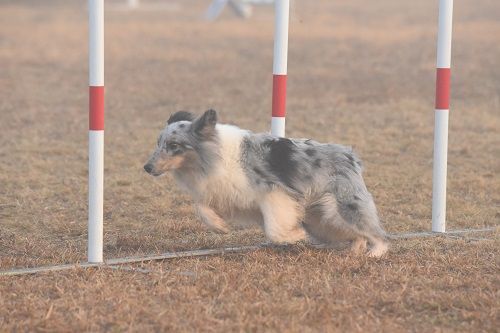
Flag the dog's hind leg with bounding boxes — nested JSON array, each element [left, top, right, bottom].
[[332, 174, 389, 257], [196, 204, 229, 233], [304, 193, 388, 257], [258, 190, 306, 243], [303, 195, 358, 248], [336, 190, 388, 257]]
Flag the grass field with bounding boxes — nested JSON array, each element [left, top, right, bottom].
[[0, 0, 499, 331]]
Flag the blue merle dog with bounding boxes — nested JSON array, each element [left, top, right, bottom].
[[144, 110, 388, 257]]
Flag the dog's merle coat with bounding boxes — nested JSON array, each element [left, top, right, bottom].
[[144, 110, 388, 257]]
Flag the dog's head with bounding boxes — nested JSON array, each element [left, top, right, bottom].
[[143, 109, 218, 176]]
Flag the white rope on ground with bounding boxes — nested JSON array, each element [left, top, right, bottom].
[[0, 245, 263, 277], [389, 227, 496, 239], [0, 227, 496, 277]]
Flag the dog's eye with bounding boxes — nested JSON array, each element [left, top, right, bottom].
[[168, 143, 180, 151]]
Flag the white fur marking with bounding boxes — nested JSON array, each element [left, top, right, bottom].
[[200, 125, 256, 214]]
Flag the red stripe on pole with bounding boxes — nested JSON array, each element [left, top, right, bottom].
[[435, 68, 451, 110], [272, 74, 287, 117], [89, 86, 104, 130]]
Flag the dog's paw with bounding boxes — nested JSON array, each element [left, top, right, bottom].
[[367, 241, 389, 258], [350, 238, 367, 254], [211, 225, 230, 234]]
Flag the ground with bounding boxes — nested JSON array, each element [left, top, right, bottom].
[[0, 0, 499, 331]]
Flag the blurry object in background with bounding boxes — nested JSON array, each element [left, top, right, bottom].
[[106, 0, 180, 11], [205, 0, 251, 20], [205, 0, 274, 20]]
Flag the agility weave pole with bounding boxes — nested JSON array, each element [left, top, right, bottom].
[[88, 0, 105, 263], [270, 0, 289, 137], [1, 227, 495, 277], [432, 0, 453, 233]]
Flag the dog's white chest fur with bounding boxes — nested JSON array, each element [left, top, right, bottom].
[[200, 124, 256, 213]]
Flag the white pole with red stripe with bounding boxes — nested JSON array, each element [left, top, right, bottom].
[[271, 0, 289, 137], [432, 0, 453, 233], [88, 0, 104, 262]]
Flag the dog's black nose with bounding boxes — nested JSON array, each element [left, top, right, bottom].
[[144, 164, 153, 173]]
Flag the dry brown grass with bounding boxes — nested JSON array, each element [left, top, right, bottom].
[[0, 0, 499, 331], [1, 236, 499, 332]]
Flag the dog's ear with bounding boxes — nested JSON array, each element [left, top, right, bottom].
[[192, 109, 217, 139], [167, 111, 195, 125]]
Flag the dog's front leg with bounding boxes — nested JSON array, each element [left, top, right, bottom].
[[196, 204, 229, 233], [258, 190, 306, 243]]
